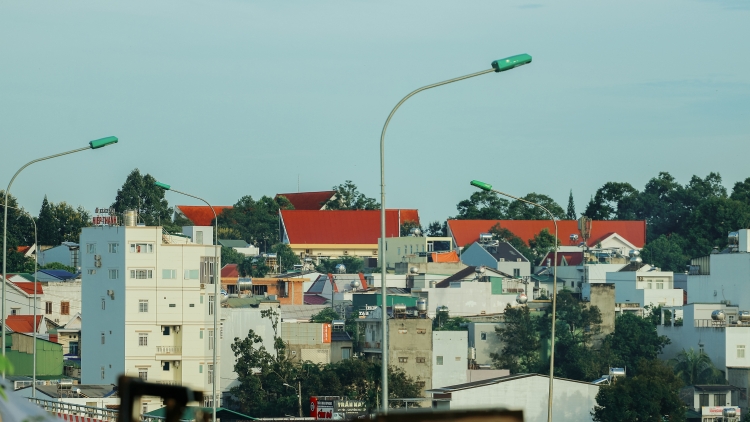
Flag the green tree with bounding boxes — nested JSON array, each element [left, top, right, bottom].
[[37, 196, 57, 245], [669, 348, 725, 385], [730, 177, 750, 204], [528, 228, 560, 266], [112, 169, 173, 227], [583, 182, 640, 220], [400, 220, 422, 237], [218, 195, 293, 250], [310, 308, 340, 323], [605, 313, 670, 371], [507, 193, 565, 220], [492, 305, 541, 374], [641, 234, 689, 272], [41, 262, 77, 273], [488, 223, 534, 261], [433, 309, 470, 331], [455, 191, 508, 220], [271, 243, 301, 273], [1, 191, 35, 272], [221, 246, 247, 265], [322, 181, 378, 210], [566, 190, 577, 220], [238, 257, 270, 278], [315, 256, 364, 274], [592, 359, 686, 422], [53, 202, 91, 243], [425, 221, 447, 237]]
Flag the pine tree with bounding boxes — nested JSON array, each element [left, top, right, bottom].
[[566, 190, 577, 220], [37, 195, 59, 245]]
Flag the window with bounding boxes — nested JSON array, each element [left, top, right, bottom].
[[455, 356, 461, 361], [163, 361, 170, 371], [108, 243, 119, 253], [101, 366, 105, 380], [139, 300, 149, 313], [342, 348, 351, 360], [200, 330, 204, 339], [138, 370, 148, 381], [398, 329, 408, 334], [738, 345, 746, 358], [208, 364, 214, 384], [61, 302, 70, 315], [130, 243, 153, 253], [416, 357, 426, 363], [10, 308, 18, 316], [715, 394, 726, 406], [69, 341, 79, 355], [201, 257, 216, 284], [398, 357, 408, 363], [162, 269, 176, 279], [647, 282, 652, 289], [416, 328, 426, 334], [513, 268, 521, 278], [481, 332, 487, 341], [45, 301, 52, 314], [130, 269, 153, 279], [196, 231, 204, 244], [139, 333, 148, 346], [699, 393, 709, 407], [109, 269, 119, 280], [87, 243, 96, 254], [199, 364, 203, 373], [656, 282, 664, 289], [436, 356, 443, 365], [184, 269, 200, 280], [208, 296, 215, 315], [208, 330, 214, 350], [87, 269, 96, 275], [101, 332, 106, 344], [416, 381, 425, 388], [102, 299, 106, 310]]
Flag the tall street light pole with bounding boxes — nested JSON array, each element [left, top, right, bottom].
[[470, 180, 558, 422], [2, 136, 118, 376], [155, 182, 219, 422], [377, 54, 532, 412], [1, 205, 37, 396]]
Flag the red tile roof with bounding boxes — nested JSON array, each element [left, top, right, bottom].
[[221, 264, 239, 278], [276, 191, 335, 210], [17, 246, 31, 255], [12, 282, 44, 295], [304, 294, 329, 305], [448, 220, 646, 248], [6, 315, 43, 333], [280, 210, 419, 245], [176, 205, 233, 226], [540, 251, 584, 266]]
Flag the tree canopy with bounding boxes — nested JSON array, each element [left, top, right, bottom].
[[111, 169, 173, 227], [37, 196, 91, 245], [669, 348, 725, 385], [217, 195, 293, 250], [322, 181, 378, 210]]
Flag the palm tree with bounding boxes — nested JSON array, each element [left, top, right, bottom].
[[669, 348, 725, 385]]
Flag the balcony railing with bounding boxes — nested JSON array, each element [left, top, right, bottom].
[[157, 380, 182, 386], [156, 346, 182, 354], [694, 319, 726, 328]]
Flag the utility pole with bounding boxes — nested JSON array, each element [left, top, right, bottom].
[[297, 381, 303, 417]]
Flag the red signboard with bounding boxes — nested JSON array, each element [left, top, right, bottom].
[[92, 216, 118, 226], [322, 323, 331, 344]]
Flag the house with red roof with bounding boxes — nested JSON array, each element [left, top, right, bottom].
[[447, 219, 646, 255], [175, 205, 233, 226], [279, 209, 420, 264], [275, 191, 336, 210], [5, 315, 45, 334]]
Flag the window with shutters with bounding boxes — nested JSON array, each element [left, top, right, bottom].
[[45, 302, 52, 314], [61, 302, 70, 315]]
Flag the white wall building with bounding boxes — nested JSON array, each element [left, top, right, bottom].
[[415, 282, 523, 318], [182, 226, 214, 246], [80, 224, 220, 411], [605, 266, 683, 308], [40, 280, 81, 326], [427, 373, 599, 422], [468, 322, 503, 366], [687, 230, 750, 310], [432, 331, 468, 389]]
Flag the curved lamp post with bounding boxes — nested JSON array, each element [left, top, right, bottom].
[[2, 136, 118, 375], [1, 205, 37, 395], [377, 54, 531, 412], [154, 182, 219, 422], [470, 180, 558, 422]]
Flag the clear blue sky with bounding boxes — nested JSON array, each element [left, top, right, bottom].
[[1, 0, 748, 224]]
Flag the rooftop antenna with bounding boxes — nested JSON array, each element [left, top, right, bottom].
[[297, 174, 300, 193]]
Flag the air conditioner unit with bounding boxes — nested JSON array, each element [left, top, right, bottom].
[[174, 326, 180, 333], [200, 283, 205, 289], [94, 255, 101, 260], [174, 361, 180, 368], [54, 318, 60, 323], [94, 261, 102, 268]]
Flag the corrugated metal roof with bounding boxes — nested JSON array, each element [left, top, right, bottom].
[[176, 205, 233, 226], [448, 220, 646, 248], [281, 209, 419, 245], [275, 191, 335, 210]]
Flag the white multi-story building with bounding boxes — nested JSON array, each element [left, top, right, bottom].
[[80, 223, 220, 410], [687, 229, 750, 310], [605, 265, 683, 308]]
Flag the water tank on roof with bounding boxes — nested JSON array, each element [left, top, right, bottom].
[[237, 278, 252, 291], [712, 310, 726, 321], [350, 279, 361, 289], [335, 264, 346, 274], [124, 210, 137, 227], [409, 227, 422, 237], [569, 234, 579, 242], [409, 267, 419, 274], [479, 233, 493, 243], [393, 303, 407, 314], [516, 293, 528, 305], [416, 298, 428, 313], [740, 311, 750, 322], [437, 305, 449, 313]]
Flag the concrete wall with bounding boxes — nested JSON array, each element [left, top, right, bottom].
[[587, 284, 615, 344], [441, 375, 599, 422], [385, 237, 453, 266], [39, 244, 77, 267], [468, 322, 503, 366], [433, 331, 468, 388], [221, 307, 276, 396], [688, 253, 750, 309], [389, 318, 432, 396], [182, 226, 214, 245], [606, 271, 682, 307], [419, 283, 521, 318]]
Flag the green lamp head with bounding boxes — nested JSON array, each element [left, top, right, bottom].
[[154, 181, 171, 190], [491, 54, 532, 73], [89, 136, 118, 149], [470, 180, 493, 191]]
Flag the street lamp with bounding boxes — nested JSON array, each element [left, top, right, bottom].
[[283, 382, 302, 417], [2, 136, 118, 375], [1, 205, 37, 396], [470, 180, 558, 422], [154, 182, 219, 422], [377, 54, 531, 412]]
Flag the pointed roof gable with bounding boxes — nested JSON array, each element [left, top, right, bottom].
[[275, 191, 335, 210], [448, 220, 646, 249], [12, 282, 44, 295], [6, 315, 44, 333], [176, 205, 233, 226]]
